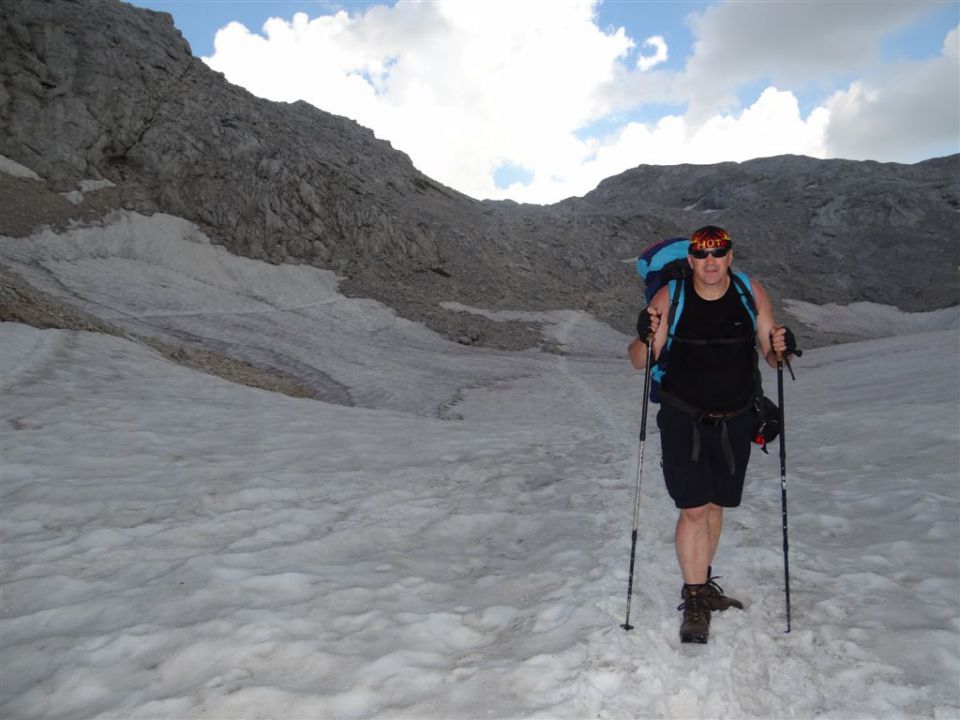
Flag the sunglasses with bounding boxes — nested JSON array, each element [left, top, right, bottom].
[[689, 247, 731, 259]]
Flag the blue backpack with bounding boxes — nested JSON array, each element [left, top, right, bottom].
[[635, 237, 757, 403]]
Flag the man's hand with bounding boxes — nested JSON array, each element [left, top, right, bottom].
[[770, 325, 801, 357], [636, 306, 662, 340]]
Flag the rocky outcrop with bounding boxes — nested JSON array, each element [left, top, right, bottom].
[[562, 154, 960, 312], [1, 0, 957, 350], [0, 260, 316, 398]]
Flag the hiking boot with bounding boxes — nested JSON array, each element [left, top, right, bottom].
[[678, 584, 711, 644], [702, 567, 744, 611]]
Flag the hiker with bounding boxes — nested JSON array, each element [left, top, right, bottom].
[[628, 225, 798, 643]]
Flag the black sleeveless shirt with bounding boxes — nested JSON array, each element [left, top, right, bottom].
[[661, 277, 756, 412]]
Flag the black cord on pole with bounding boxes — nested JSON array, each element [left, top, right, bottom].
[[777, 358, 792, 633]]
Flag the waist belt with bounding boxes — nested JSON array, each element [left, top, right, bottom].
[[660, 389, 755, 475], [701, 410, 740, 424]]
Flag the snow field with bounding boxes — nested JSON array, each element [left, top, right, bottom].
[[1, 208, 958, 719]]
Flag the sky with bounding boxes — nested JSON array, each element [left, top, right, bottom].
[[1, 168, 958, 716], [125, 0, 960, 203]]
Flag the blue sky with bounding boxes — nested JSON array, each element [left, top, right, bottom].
[[128, 0, 959, 203], [131, 1, 710, 61]]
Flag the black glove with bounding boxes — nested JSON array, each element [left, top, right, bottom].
[[636, 308, 653, 338], [783, 326, 802, 357]]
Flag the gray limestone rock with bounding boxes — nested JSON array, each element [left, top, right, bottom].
[[1, 0, 957, 353]]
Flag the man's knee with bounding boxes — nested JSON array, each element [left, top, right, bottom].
[[680, 505, 710, 523]]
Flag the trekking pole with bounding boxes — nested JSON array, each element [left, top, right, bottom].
[[622, 336, 654, 631], [777, 356, 792, 633]]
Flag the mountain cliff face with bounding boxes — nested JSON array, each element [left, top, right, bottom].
[[563, 154, 960, 319], [2, 0, 957, 349]]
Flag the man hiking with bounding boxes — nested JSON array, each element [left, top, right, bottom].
[[628, 225, 797, 643]]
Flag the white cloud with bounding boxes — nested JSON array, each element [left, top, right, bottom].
[[203, 1, 958, 204], [680, 0, 944, 119], [205, 0, 633, 201], [503, 87, 830, 204], [823, 26, 960, 162], [636, 36, 668, 71]]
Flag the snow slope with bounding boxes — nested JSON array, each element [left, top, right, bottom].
[[783, 299, 958, 337], [1, 208, 958, 719]]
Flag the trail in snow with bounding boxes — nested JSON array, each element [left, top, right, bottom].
[[1, 208, 958, 719]]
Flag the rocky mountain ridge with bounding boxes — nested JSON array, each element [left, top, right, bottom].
[[1, 0, 957, 351]]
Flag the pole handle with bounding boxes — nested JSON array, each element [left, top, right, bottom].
[[638, 335, 654, 441]]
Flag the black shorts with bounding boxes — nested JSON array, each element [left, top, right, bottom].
[[657, 402, 753, 509]]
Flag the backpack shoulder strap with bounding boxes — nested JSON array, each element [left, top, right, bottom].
[[730, 270, 757, 330], [651, 277, 685, 392], [665, 277, 685, 349], [730, 269, 766, 398]]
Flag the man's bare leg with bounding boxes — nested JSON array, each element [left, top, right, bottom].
[[676, 504, 716, 643], [677, 503, 724, 583], [706, 503, 724, 570], [676, 504, 710, 585]]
